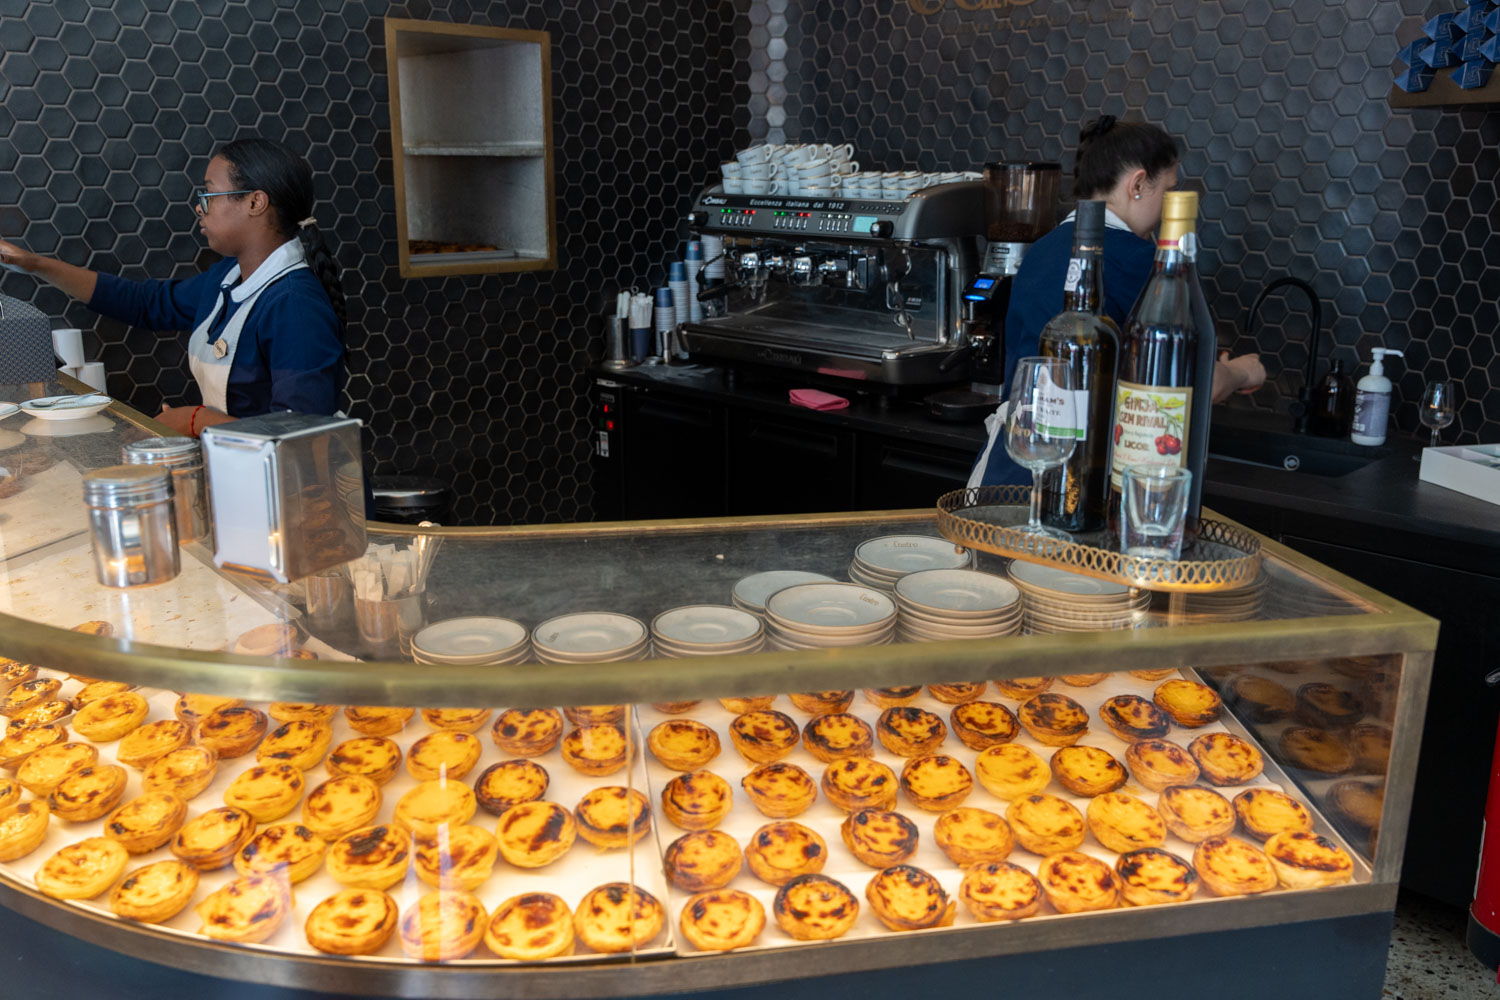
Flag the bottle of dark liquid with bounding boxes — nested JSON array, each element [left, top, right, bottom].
[[1038, 200, 1118, 533], [1108, 190, 1204, 542]]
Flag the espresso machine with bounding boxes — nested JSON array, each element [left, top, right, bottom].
[[680, 182, 986, 391], [960, 162, 1061, 394]]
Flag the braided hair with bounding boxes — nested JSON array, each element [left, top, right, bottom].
[[1074, 116, 1179, 200], [216, 138, 347, 330]]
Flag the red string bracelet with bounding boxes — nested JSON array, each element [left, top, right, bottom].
[[188, 405, 205, 437]]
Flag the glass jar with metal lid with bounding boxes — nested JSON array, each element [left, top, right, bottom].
[[122, 436, 210, 545], [82, 464, 180, 588]]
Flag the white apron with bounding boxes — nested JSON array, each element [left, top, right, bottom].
[[186, 240, 309, 413]]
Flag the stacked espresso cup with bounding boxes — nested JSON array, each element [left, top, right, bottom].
[[719, 144, 980, 201]]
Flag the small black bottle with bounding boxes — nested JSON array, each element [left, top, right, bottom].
[[1310, 359, 1355, 438]]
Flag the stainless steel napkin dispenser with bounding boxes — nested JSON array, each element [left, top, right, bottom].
[[200, 412, 366, 583]]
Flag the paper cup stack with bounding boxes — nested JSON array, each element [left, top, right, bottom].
[[531, 612, 650, 663], [412, 616, 530, 665], [848, 534, 974, 592], [651, 605, 766, 657], [1007, 561, 1151, 635], [730, 570, 837, 615], [763, 582, 897, 650], [893, 569, 1023, 643]]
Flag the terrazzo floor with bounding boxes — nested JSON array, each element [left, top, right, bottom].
[[1385, 891, 1499, 998]]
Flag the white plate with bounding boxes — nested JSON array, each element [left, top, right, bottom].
[[0, 402, 19, 420], [19, 415, 114, 437], [732, 570, 837, 611], [19, 394, 111, 421], [1008, 560, 1132, 596], [652, 605, 762, 646], [531, 612, 647, 655], [412, 616, 528, 663], [765, 582, 895, 630], [895, 569, 1020, 615], [854, 535, 970, 575]]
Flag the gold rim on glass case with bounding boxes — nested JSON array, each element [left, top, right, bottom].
[[936, 486, 1262, 594]]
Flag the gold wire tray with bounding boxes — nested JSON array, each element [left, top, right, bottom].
[[936, 485, 1263, 594]]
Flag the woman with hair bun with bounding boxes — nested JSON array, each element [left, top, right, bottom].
[[974, 117, 1263, 487], [0, 137, 346, 438]]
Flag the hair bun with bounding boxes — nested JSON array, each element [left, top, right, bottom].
[[1081, 115, 1117, 141]]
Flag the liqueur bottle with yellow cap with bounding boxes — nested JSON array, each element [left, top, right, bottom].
[[1107, 190, 1209, 545]]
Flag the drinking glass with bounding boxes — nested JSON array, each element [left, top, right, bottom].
[[1005, 356, 1078, 539], [1121, 465, 1193, 560], [1420, 379, 1456, 447]]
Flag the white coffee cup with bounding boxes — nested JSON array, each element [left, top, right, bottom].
[[796, 158, 833, 177], [836, 161, 861, 174], [740, 160, 777, 179], [736, 144, 778, 164], [722, 177, 744, 194], [778, 145, 816, 165], [52, 328, 85, 367], [742, 179, 770, 195], [721, 161, 743, 178], [77, 362, 107, 394]]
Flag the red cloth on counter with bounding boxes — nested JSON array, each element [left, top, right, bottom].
[[789, 388, 850, 411]]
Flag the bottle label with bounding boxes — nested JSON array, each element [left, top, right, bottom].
[[1351, 389, 1390, 439], [1063, 258, 1083, 293], [1110, 380, 1191, 487], [1034, 367, 1081, 439]]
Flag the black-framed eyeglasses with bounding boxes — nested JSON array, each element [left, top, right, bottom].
[[192, 189, 254, 214]]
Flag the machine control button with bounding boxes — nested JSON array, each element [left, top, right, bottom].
[[869, 220, 894, 238]]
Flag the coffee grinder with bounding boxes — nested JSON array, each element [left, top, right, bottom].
[[961, 161, 1061, 394]]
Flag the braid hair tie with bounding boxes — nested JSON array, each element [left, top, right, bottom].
[[297, 216, 316, 229]]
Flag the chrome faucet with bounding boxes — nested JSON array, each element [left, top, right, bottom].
[[1248, 276, 1323, 435]]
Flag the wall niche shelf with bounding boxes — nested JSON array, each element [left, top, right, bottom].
[[1389, 71, 1500, 110], [385, 19, 556, 278]]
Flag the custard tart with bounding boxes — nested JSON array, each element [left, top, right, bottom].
[[648, 719, 721, 771], [1039, 851, 1120, 913], [256, 720, 334, 771], [1051, 745, 1127, 797], [15, 741, 97, 795], [235, 821, 327, 883], [116, 719, 192, 770], [173, 693, 242, 726], [301, 774, 383, 841], [196, 705, 268, 759], [787, 690, 855, 714], [73, 691, 151, 742], [679, 889, 766, 952], [142, 745, 218, 801], [325, 824, 409, 889], [494, 800, 576, 869], [960, 860, 1044, 921], [393, 778, 478, 837], [1157, 785, 1236, 843], [268, 702, 338, 726], [840, 807, 920, 868], [406, 730, 483, 782], [1086, 791, 1167, 853], [197, 875, 293, 944], [485, 892, 575, 960], [863, 686, 922, 709], [1129, 668, 1176, 681], [1295, 682, 1364, 730], [560, 724, 630, 776], [0, 677, 62, 718], [991, 676, 1053, 699], [772, 874, 858, 941], [343, 705, 414, 737], [1192, 835, 1278, 895], [223, 763, 306, 823], [1277, 726, 1354, 775], [802, 712, 874, 762], [0, 722, 69, 769], [573, 883, 664, 953], [420, 707, 493, 733], [1006, 793, 1086, 855], [170, 806, 259, 872], [1017, 693, 1089, 746], [928, 681, 986, 704], [865, 864, 955, 931], [1189, 732, 1264, 786], [1114, 847, 1199, 906], [933, 806, 1014, 866], [1263, 830, 1354, 888], [7, 698, 70, 731], [103, 792, 188, 854], [1098, 694, 1173, 743], [973, 743, 1051, 801], [1153, 679, 1223, 727], [305, 888, 400, 956], [950, 701, 1020, 750], [325, 736, 401, 786], [651, 699, 701, 715], [660, 770, 733, 830], [563, 704, 626, 727], [718, 696, 776, 715], [110, 858, 199, 923], [574, 786, 652, 849], [473, 759, 550, 816], [73, 680, 133, 710], [728, 710, 800, 764], [876, 706, 947, 757], [663, 829, 743, 892], [821, 758, 898, 812], [1233, 787, 1314, 842], [412, 823, 498, 891], [900, 754, 973, 811], [1329, 778, 1385, 833], [0, 799, 49, 860], [49, 763, 128, 821], [1226, 674, 1295, 722], [0, 659, 37, 691], [744, 820, 827, 885], [740, 761, 817, 818], [35, 836, 129, 899], [1350, 723, 1393, 775], [1123, 739, 1200, 792], [489, 708, 564, 757], [0, 775, 21, 810], [1059, 673, 1108, 687]]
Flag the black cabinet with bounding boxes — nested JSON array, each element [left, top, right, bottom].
[[857, 436, 976, 510], [728, 411, 856, 514], [618, 390, 727, 520]]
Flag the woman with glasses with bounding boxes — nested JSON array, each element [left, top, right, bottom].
[[0, 137, 345, 438]]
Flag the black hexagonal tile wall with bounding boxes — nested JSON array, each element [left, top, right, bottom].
[[0, 1, 750, 525], [750, 0, 1498, 444]]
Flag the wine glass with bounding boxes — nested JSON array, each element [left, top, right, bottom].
[[1005, 356, 1078, 539], [1420, 379, 1457, 448]]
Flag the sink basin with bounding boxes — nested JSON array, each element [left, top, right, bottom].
[[1208, 423, 1392, 477]]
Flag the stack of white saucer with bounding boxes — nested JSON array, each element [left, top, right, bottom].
[[848, 534, 974, 592], [893, 569, 1022, 643], [730, 570, 837, 615], [651, 605, 766, 658], [1165, 572, 1267, 623], [412, 616, 530, 665], [1007, 561, 1151, 635], [763, 582, 897, 650], [531, 612, 650, 664]]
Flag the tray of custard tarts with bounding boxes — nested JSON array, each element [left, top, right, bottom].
[[0, 658, 677, 965], [638, 666, 1370, 955]]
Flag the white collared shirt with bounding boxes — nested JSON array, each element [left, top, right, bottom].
[[224, 237, 307, 302]]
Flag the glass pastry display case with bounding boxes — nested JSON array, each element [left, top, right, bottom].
[[0, 384, 1437, 998]]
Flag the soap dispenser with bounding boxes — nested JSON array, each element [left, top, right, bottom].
[[1350, 347, 1404, 446], [1310, 359, 1356, 438]]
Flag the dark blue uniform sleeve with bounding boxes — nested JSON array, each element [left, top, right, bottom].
[[251, 285, 344, 415], [1103, 228, 1157, 328], [87, 268, 220, 332]]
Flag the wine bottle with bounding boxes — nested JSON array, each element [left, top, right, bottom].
[[1038, 200, 1118, 533], [1107, 190, 1204, 542]]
